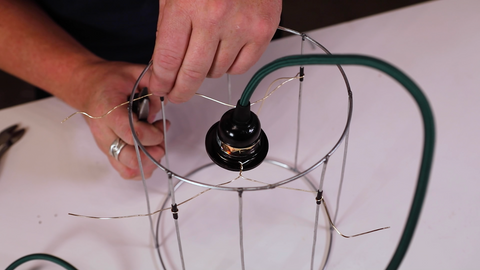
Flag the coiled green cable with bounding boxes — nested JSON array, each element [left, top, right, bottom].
[[240, 54, 435, 270], [6, 253, 77, 270], [7, 55, 434, 270]]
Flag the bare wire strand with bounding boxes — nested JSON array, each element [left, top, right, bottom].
[[194, 74, 304, 109], [254, 73, 303, 114], [68, 175, 389, 239], [321, 196, 390, 238], [62, 74, 302, 124], [60, 93, 153, 123], [68, 176, 241, 220]]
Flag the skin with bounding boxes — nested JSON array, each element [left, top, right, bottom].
[[151, 0, 282, 103], [0, 0, 281, 179]]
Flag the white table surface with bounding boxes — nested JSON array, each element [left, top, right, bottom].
[[1, 1, 479, 269]]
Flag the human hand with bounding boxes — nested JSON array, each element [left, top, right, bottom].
[[148, 0, 282, 103], [74, 61, 168, 179]]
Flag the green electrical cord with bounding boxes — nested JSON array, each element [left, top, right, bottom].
[[7, 55, 433, 270], [240, 54, 435, 270], [5, 253, 78, 270]]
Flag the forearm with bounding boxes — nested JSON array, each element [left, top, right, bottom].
[[0, 0, 103, 109]]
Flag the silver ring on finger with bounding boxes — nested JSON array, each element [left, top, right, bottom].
[[109, 138, 127, 161]]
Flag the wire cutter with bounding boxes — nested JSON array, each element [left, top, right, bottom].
[[0, 124, 26, 161]]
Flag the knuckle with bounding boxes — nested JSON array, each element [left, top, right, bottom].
[[203, 1, 229, 26], [152, 147, 166, 162], [133, 129, 143, 143], [125, 154, 140, 170], [181, 65, 205, 82], [168, 93, 189, 104], [208, 71, 224, 78], [208, 65, 226, 78], [154, 48, 183, 71], [120, 168, 138, 179], [252, 20, 276, 42], [119, 129, 134, 145], [228, 63, 250, 75]]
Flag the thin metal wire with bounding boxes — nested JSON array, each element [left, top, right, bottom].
[[241, 176, 314, 193], [119, 60, 163, 268], [67, 169, 314, 220], [311, 203, 321, 270], [161, 98, 186, 270], [311, 158, 329, 270], [161, 99, 171, 170], [134, 131, 160, 259], [195, 74, 303, 110], [128, 33, 353, 193], [68, 171, 247, 220], [238, 190, 246, 270], [126, 27, 356, 270], [61, 93, 153, 123], [334, 128, 350, 222], [321, 130, 352, 270], [322, 196, 390, 238], [62, 73, 300, 124], [173, 212, 186, 270], [255, 74, 303, 114], [294, 35, 305, 170], [227, 74, 232, 105], [152, 158, 388, 270], [194, 93, 236, 108], [319, 157, 329, 191]]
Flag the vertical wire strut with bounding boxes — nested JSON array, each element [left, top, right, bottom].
[[161, 97, 170, 170], [311, 157, 329, 270], [294, 35, 306, 170], [134, 124, 159, 257], [227, 74, 232, 105], [334, 128, 350, 222], [170, 173, 186, 270], [161, 97, 186, 270], [238, 189, 246, 270]]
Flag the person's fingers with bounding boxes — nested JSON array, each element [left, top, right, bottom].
[[227, 41, 270, 75], [149, 0, 281, 104], [167, 27, 219, 103], [206, 33, 245, 78], [117, 144, 165, 170], [147, 95, 162, 123], [109, 145, 164, 179], [133, 68, 162, 124], [80, 61, 170, 179], [109, 119, 169, 173], [88, 106, 169, 179], [107, 104, 169, 147], [149, 1, 192, 98], [225, 17, 279, 75]]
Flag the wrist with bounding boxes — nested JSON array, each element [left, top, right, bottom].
[[62, 58, 108, 111]]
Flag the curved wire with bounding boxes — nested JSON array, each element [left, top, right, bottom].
[[127, 51, 353, 193], [236, 53, 435, 270], [61, 94, 152, 123], [5, 253, 78, 270], [128, 28, 434, 270]]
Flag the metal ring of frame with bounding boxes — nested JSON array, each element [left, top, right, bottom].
[[155, 160, 332, 270], [127, 26, 351, 270], [127, 26, 435, 270], [127, 27, 353, 192]]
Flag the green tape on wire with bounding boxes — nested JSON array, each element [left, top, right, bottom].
[[240, 54, 435, 270]]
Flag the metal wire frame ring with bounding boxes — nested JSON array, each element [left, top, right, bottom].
[[127, 27, 353, 193]]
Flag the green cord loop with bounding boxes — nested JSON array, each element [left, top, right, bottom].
[[240, 54, 435, 270], [7, 55, 434, 270], [6, 253, 78, 270]]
